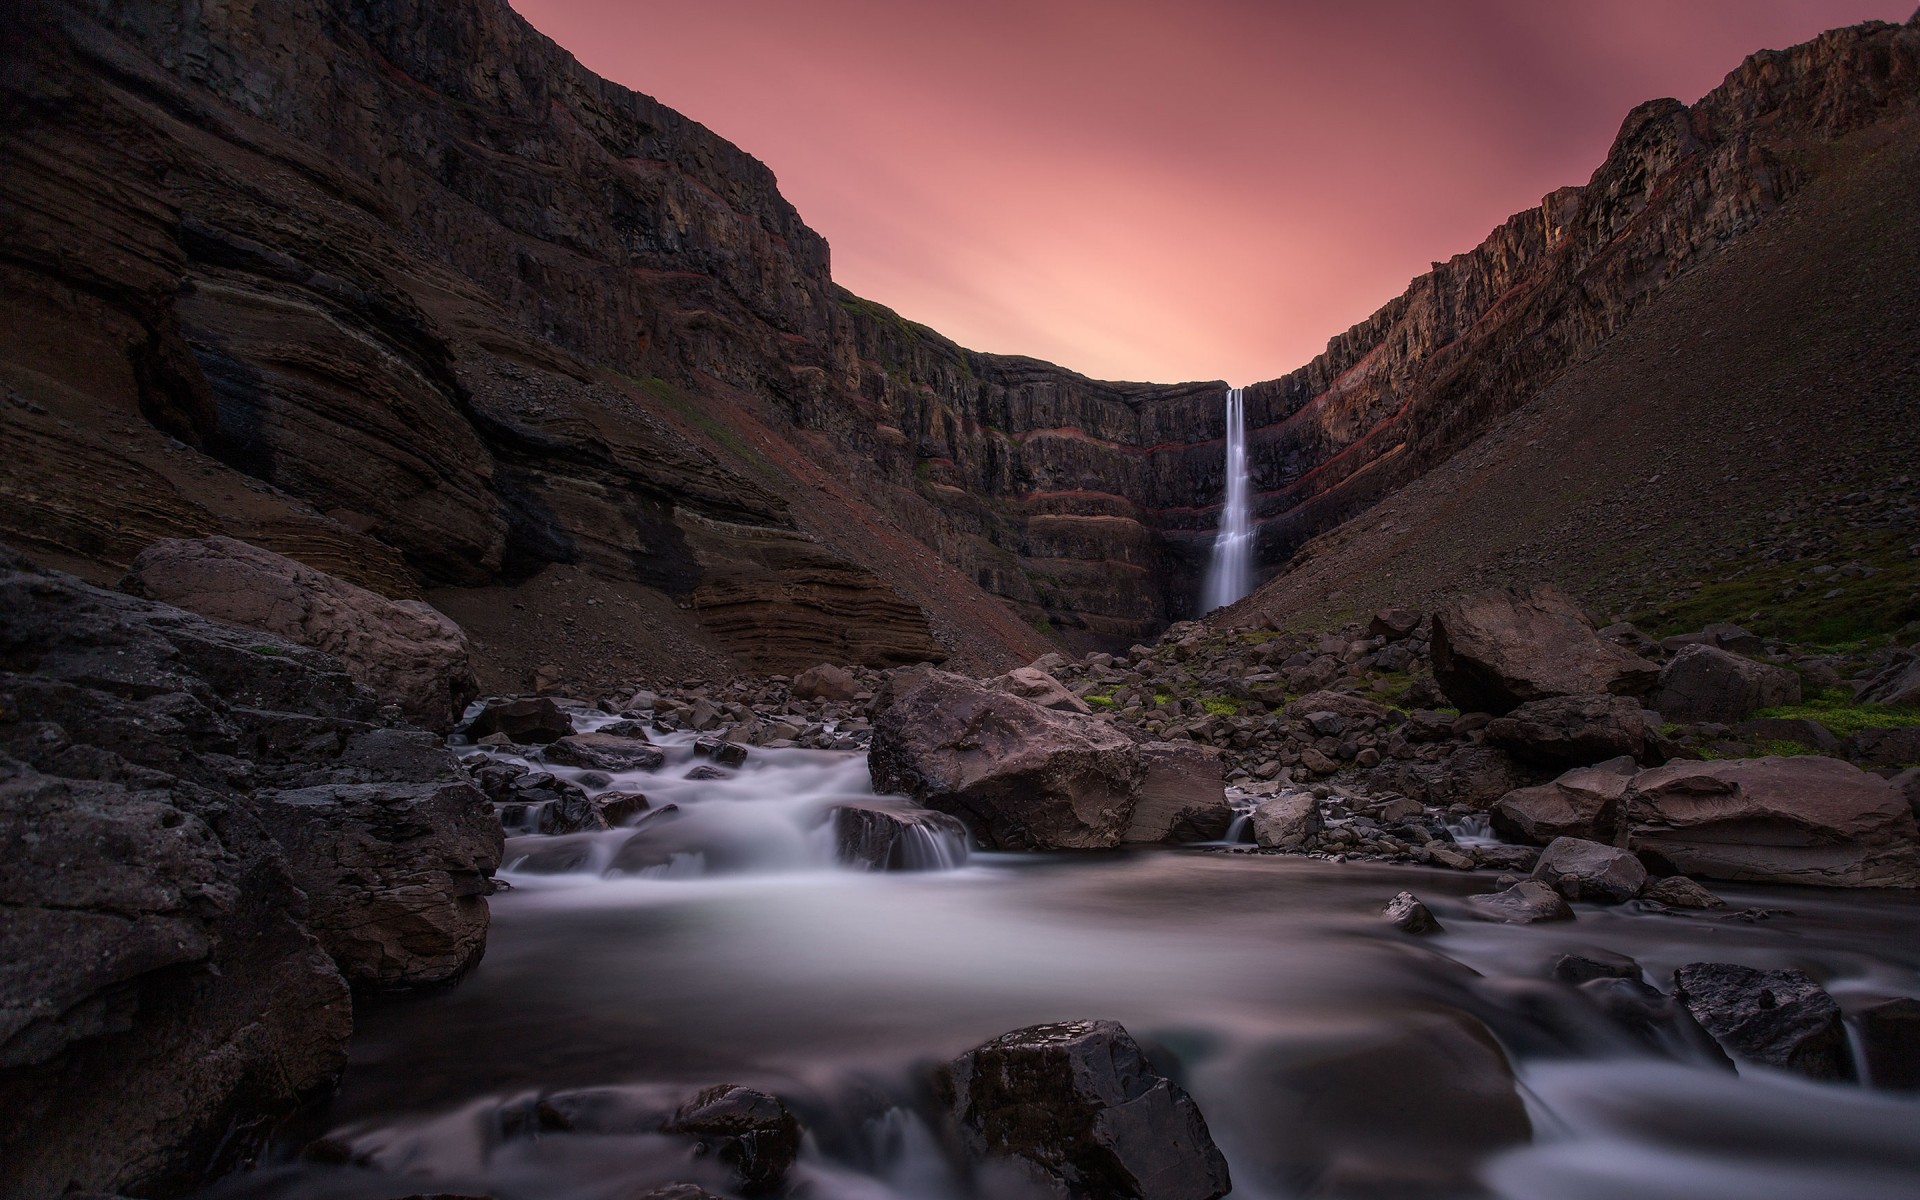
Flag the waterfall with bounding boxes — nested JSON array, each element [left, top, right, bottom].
[[1202, 385, 1253, 611]]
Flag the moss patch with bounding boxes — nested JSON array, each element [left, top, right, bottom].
[[1751, 690, 1920, 738]]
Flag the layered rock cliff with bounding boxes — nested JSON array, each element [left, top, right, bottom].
[[1, 0, 1915, 671]]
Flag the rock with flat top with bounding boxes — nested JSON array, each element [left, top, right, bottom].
[[1492, 756, 1636, 844], [1431, 584, 1659, 715], [1465, 880, 1575, 924], [1673, 963, 1851, 1081], [1532, 836, 1648, 903], [990, 666, 1094, 713], [792, 664, 859, 702]]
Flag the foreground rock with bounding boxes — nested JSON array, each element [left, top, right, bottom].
[[1122, 743, 1232, 843], [1492, 757, 1636, 844], [1431, 584, 1659, 714], [1465, 880, 1575, 924], [0, 551, 496, 1197], [869, 670, 1144, 850], [661, 1085, 802, 1196], [939, 1020, 1231, 1200], [1626, 757, 1919, 887], [1672, 963, 1853, 1081], [1383, 891, 1442, 934], [1532, 836, 1647, 903], [1650, 644, 1801, 723], [542, 731, 666, 772], [1251, 792, 1323, 849], [831, 804, 971, 870], [463, 697, 574, 745], [125, 536, 477, 732]]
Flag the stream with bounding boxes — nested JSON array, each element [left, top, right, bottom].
[[199, 717, 1920, 1200]]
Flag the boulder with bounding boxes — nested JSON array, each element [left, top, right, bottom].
[[1464, 880, 1575, 924], [595, 792, 652, 826], [537, 787, 609, 835], [1383, 891, 1442, 934], [1859, 997, 1920, 1089], [1486, 694, 1645, 767], [1531, 836, 1647, 903], [1123, 743, 1232, 844], [1624, 756, 1920, 887], [792, 663, 859, 702], [124, 536, 476, 732], [1282, 691, 1389, 722], [989, 666, 1093, 714], [464, 697, 574, 745], [1369, 744, 1539, 809], [1369, 608, 1422, 639], [1672, 963, 1852, 1081], [868, 670, 1143, 851], [1231, 1011, 1528, 1199], [1251, 792, 1322, 849], [1649, 644, 1801, 723], [1895, 767, 1920, 821], [1491, 756, 1636, 844], [1642, 876, 1725, 909], [0, 552, 492, 1196], [1430, 583, 1659, 715], [1550, 950, 1641, 985], [541, 732, 666, 772], [938, 1020, 1231, 1200], [661, 1085, 801, 1196], [1858, 654, 1920, 708], [1660, 623, 1766, 657], [830, 804, 970, 870], [1847, 725, 1920, 768]]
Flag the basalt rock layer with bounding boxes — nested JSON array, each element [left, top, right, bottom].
[[2, 0, 1916, 668]]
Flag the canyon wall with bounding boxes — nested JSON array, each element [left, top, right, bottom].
[[2, 0, 1916, 667]]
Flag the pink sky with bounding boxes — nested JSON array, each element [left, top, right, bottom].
[[512, 1, 1912, 385]]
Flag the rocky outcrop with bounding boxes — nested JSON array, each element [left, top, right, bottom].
[[868, 669, 1144, 850], [0, 550, 497, 1196], [1650, 644, 1801, 723], [1625, 756, 1919, 887], [939, 1020, 1231, 1200], [1491, 757, 1636, 844], [125, 536, 477, 731], [1432, 584, 1660, 714]]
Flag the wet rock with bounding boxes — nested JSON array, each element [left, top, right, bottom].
[[989, 666, 1093, 714], [636, 1187, 728, 1200], [869, 669, 1143, 851], [693, 736, 749, 767], [1491, 757, 1636, 844], [1578, 976, 1735, 1066], [464, 697, 573, 745], [1123, 743, 1232, 844], [595, 718, 654, 739], [1426, 844, 1477, 870], [685, 764, 730, 782], [1232, 1011, 1528, 1199], [939, 1019, 1231, 1200], [1486, 694, 1645, 767], [124, 536, 477, 732], [595, 792, 652, 826], [1465, 880, 1575, 924], [1532, 836, 1647, 903], [1383, 891, 1442, 934], [1859, 997, 1920, 1089], [1251, 792, 1322, 848], [254, 781, 502, 987], [542, 732, 666, 772], [1650, 645, 1801, 723], [1642, 876, 1725, 908], [1625, 756, 1919, 887], [792, 663, 859, 702], [1430, 584, 1659, 715], [831, 804, 970, 870], [1672, 963, 1853, 1081], [662, 1085, 802, 1196], [537, 787, 608, 835], [1551, 950, 1641, 984]]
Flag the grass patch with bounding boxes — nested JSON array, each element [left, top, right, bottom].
[[1200, 696, 1242, 717], [1751, 690, 1920, 738], [249, 644, 289, 657], [1752, 739, 1818, 757], [1084, 691, 1116, 709]]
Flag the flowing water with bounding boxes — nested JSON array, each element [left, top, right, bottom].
[[200, 731, 1920, 1200], [1203, 385, 1254, 612]]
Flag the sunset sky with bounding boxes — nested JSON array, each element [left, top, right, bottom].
[[512, 1, 1912, 385]]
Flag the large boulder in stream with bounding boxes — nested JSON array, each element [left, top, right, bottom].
[[1123, 742, 1232, 844], [1431, 584, 1659, 715], [939, 1020, 1231, 1200], [124, 535, 477, 732], [0, 550, 498, 1197], [662, 1084, 803, 1196], [1673, 963, 1852, 1081], [1624, 756, 1920, 887], [831, 803, 970, 870], [869, 669, 1144, 850]]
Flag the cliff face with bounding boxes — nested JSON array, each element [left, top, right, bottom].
[[1, 0, 1915, 668]]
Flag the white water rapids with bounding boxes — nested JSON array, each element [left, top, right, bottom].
[[194, 717, 1920, 1200], [1203, 385, 1254, 612]]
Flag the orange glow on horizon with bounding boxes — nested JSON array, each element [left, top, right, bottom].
[[512, 0, 1911, 385]]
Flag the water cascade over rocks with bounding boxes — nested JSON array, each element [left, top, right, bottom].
[[1202, 386, 1254, 612]]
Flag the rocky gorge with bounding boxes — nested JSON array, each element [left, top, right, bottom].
[[4, 0, 1920, 1197]]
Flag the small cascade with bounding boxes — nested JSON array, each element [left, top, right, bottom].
[[1202, 385, 1254, 611]]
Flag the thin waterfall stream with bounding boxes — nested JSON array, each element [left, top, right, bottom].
[[1203, 385, 1254, 612]]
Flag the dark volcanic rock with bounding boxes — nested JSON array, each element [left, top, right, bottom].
[[1431, 585, 1660, 714], [1492, 756, 1637, 844], [869, 670, 1144, 850], [1486, 693, 1646, 767], [1859, 997, 1920, 1089], [939, 1020, 1231, 1200], [1383, 891, 1442, 934], [464, 698, 574, 745], [830, 803, 970, 870], [1122, 742, 1232, 844], [1625, 757, 1919, 887], [1650, 644, 1802, 723], [542, 731, 666, 772], [1673, 963, 1853, 1081], [1465, 880, 1576, 924], [661, 1084, 802, 1197], [0, 551, 493, 1195], [1532, 836, 1648, 903]]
